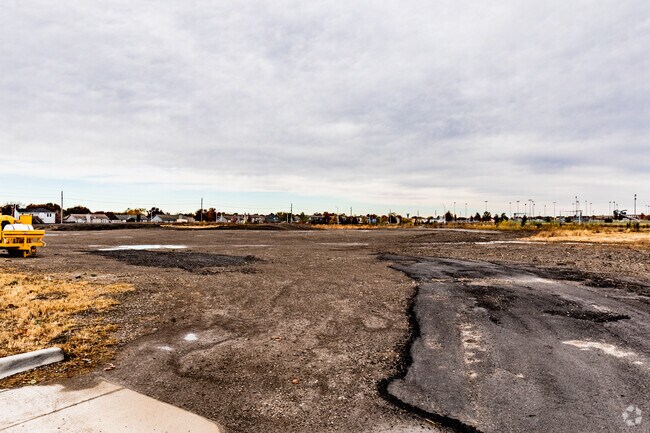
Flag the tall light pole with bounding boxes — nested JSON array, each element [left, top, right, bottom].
[[516, 200, 520, 216], [453, 201, 456, 218], [484, 201, 488, 213], [509, 202, 512, 218], [608, 201, 611, 215], [634, 194, 637, 217], [465, 203, 468, 218]]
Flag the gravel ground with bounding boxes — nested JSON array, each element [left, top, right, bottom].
[[3, 226, 649, 433]]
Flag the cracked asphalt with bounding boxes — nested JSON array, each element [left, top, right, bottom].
[[382, 255, 650, 433]]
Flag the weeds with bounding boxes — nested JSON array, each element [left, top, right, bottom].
[[0, 270, 133, 387]]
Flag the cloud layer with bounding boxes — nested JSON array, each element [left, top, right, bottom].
[[2, 1, 648, 212]]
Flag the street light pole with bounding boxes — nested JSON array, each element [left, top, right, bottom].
[[634, 194, 637, 217]]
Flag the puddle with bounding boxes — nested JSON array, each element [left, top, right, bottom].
[[184, 333, 198, 342], [98, 245, 188, 251], [319, 242, 369, 246], [562, 340, 636, 359], [230, 244, 270, 247], [474, 240, 546, 245]]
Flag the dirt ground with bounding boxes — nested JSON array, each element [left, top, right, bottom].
[[2, 227, 649, 433]]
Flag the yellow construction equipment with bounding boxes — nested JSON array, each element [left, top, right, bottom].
[[0, 214, 46, 257]]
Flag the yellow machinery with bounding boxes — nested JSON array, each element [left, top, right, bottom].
[[0, 215, 46, 257]]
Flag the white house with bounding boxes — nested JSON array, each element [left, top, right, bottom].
[[14, 208, 56, 224], [151, 214, 195, 223], [63, 213, 111, 224]]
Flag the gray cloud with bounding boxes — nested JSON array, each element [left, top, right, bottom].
[[1, 1, 648, 211]]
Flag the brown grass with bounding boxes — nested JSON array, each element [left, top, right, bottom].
[[528, 229, 650, 244], [0, 269, 133, 387], [310, 224, 403, 230]]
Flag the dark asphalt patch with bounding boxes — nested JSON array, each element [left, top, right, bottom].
[[91, 250, 259, 273], [378, 255, 650, 433]]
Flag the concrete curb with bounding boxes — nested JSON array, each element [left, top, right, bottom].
[[0, 347, 64, 379]]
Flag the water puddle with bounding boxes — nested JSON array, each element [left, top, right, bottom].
[[184, 333, 198, 342], [319, 242, 369, 246], [475, 240, 546, 245], [562, 340, 637, 359], [98, 245, 188, 251]]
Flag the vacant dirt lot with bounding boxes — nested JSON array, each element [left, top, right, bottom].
[[2, 227, 649, 433]]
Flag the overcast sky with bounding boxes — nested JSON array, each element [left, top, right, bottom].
[[1, 1, 648, 215]]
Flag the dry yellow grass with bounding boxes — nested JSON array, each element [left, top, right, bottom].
[[0, 269, 133, 386], [311, 224, 402, 230], [528, 229, 650, 244]]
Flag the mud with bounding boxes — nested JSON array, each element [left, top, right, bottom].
[[91, 250, 258, 273]]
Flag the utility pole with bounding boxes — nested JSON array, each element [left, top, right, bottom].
[[509, 202, 511, 218], [289, 203, 293, 223], [553, 202, 556, 219], [453, 202, 456, 218], [634, 194, 637, 217], [200, 198, 203, 222], [60, 191, 64, 224], [465, 203, 468, 218], [516, 200, 520, 216], [484, 201, 488, 213]]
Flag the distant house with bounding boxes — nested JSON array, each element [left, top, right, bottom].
[[114, 214, 138, 223], [215, 214, 229, 223], [248, 214, 265, 224], [63, 213, 110, 224], [14, 208, 56, 224], [265, 214, 280, 223], [151, 214, 175, 223], [151, 214, 195, 223]]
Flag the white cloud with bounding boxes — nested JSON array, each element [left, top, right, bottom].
[[1, 1, 648, 212]]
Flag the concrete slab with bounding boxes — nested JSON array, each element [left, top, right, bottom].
[[0, 381, 223, 433]]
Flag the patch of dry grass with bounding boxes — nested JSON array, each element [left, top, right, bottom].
[[0, 270, 133, 387], [311, 224, 402, 230], [528, 229, 650, 244]]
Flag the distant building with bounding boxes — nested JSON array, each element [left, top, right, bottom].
[[114, 214, 139, 223], [14, 208, 56, 224], [151, 214, 195, 223], [63, 213, 110, 224]]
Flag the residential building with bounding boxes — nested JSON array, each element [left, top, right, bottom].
[[14, 208, 56, 224]]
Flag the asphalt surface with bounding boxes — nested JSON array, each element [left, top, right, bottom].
[[381, 255, 650, 433]]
